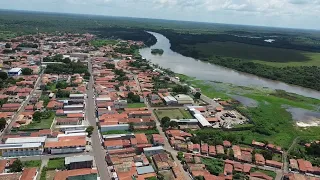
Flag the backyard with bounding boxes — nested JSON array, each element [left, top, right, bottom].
[[154, 109, 193, 120], [20, 111, 55, 130]]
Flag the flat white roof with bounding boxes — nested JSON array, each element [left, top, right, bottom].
[[65, 155, 94, 165], [64, 104, 84, 108], [0, 143, 42, 149], [101, 124, 129, 128], [143, 146, 164, 152], [64, 110, 83, 114], [194, 114, 211, 127], [103, 133, 134, 139], [57, 133, 87, 138], [69, 94, 85, 98], [96, 97, 111, 101], [8, 68, 22, 73], [5, 136, 46, 144], [164, 96, 177, 102], [171, 119, 198, 123]]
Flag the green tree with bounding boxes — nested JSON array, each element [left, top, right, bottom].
[[86, 126, 94, 137], [21, 68, 33, 75], [161, 116, 170, 128], [105, 63, 115, 69], [194, 92, 201, 99], [129, 122, 134, 131], [0, 72, 8, 80], [32, 111, 42, 122], [9, 159, 23, 172], [169, 121, 179, 128], [194, 176, 205, 180], [0, 118, 6, 130], [177, 152, 184, 160], [261, 150, 273, 160], [5, 43, 11, 48]]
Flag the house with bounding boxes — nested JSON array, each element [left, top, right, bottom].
[[152, 134, 164, 146], [224, 163, 233, 175], [152, 153, 174, 170], [252, 140, 265, 147], [114, 100, 127, 109], [250, 172, 273, 180], [201, 143, 208, 155], [216, 145, 224, 154], [266, 160, 283, 169], [65, 155, 94, 170], [136, 165, 155, 175], [163, 96, 178, 105], [209, 146, 216, 156], [56, 118, 80, 125], [143, 146, 164, 156], [20, 167, 38, 180], [44, 136, 87, 154], [289, 159, 299, 171], [54, 168, 98, 180], [104, 139, 124, 150], [255, 154, 266, 166], [100, 124, 129, 132]]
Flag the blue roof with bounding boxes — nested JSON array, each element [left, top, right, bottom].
[[136, 165, 155, 175]]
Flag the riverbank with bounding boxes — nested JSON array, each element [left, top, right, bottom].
[[139, 32, 320, 99], [176, 73, 320, 149], [157, 30, 320, 91]]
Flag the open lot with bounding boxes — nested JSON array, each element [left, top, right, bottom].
[[20, 113, 55, 130], [154, 109, 193, 120], [127, 103, 146, 108], [159, 170, 175, 180]]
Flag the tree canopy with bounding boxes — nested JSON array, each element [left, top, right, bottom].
[[21, 68, 33, 75]]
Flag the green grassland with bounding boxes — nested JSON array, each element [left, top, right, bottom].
[[90, 39, 118, 47], [47, 158, 65, 170], [185, 41, 320, 67], [127, 103, 146, 108], [23, 160, 42, 168], [154, 109, 193, 120], [20, 112, 55, 130], [180, 74, 320, 149]]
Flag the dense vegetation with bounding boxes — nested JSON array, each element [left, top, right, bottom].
[[151, 48, 164, 55], [157, 30, 320, 91]]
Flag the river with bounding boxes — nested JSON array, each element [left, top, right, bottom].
[[139, 32, 320, 99]]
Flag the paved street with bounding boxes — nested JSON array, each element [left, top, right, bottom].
[[131, 71, 192, 180], [87, 59, 111, 180], [0, 71, 43, 139]]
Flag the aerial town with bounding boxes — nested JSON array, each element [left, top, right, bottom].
[[0, 32, 319, 180]]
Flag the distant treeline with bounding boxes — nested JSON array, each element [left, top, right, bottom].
[[158, 30, 320, 53], [90, 27, 157, 47], [156, 30, 320, 91]]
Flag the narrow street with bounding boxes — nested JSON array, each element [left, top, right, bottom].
[[0, 71, 43, 139], [132, 71, 192, 180], [87, 59, 111, 180]]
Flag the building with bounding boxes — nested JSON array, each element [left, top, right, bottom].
[[44, 136, 87, 154], [5, 136, 46, 145], [8, 68, 22, 76], [0, 143, 43, 157], [163, 96, 178, 105], [54, 168, 98, 180], [143, 146, 164, 156], [136, 165, 155, 175], [20, 167, 38, 180], [65, 155, 94, 170], [174, 94, 194, 105], [100, 124, 129, 132], [114, 100, 127, 109]]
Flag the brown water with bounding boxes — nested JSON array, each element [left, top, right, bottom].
[[139, 32, 320, 99]]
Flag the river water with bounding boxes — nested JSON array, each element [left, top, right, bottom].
[[139, 32, 320, 99]]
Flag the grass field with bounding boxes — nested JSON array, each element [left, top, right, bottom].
[[180, 73, 320, 149], [23, 160, 41, 168], [90, 39, 118, 47], [154, 109, 193, 120], [47, 158, 65, 170], [186, 41, 320, 67], [20, 113, 55, 130], [127, 103, 146, 108]]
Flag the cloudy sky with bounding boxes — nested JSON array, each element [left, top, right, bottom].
[[1, 0, 320, 29]]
